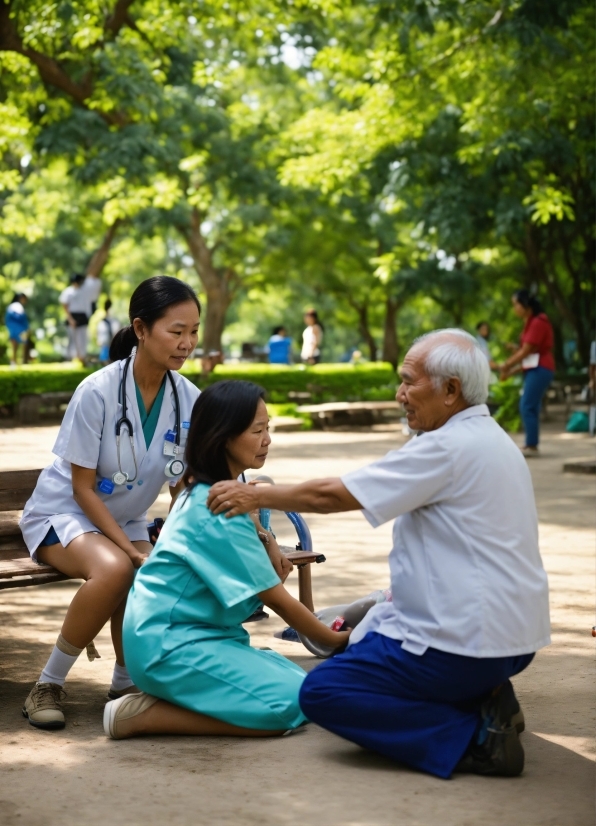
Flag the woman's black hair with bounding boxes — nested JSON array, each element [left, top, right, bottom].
[[11, 293, 27, 304], [109, 276, 201, 361], [183, 380, 266, 488], [513, 289, 544, 317], [305, 308, 325, 332]]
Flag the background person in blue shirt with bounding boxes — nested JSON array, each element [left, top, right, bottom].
[[268, 326, 292, 364], [4, 292, 30, 366]]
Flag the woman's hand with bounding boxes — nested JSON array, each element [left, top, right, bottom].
[[266, 538, 294, 583], [329, 629, 352, 654], [258, 583, 353, 651], [128, 550, 149, 569]]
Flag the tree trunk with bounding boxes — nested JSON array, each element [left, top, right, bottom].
[[86, 220, 121, 277], [178, 207, 233, 353], [350, 301, 378, 361], [382, 294, 399, 368]]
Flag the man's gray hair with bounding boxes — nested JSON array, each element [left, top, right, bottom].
[[412, 328, 490, 406]]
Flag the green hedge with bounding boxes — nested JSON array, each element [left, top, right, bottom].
[[0, 362, 397, 407], [200, 363, 397, 403], [0, 364, 95, 406]]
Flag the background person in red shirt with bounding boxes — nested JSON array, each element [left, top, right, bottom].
[[500, 290, 555, 456]]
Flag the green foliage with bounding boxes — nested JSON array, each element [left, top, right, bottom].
[[0, 0, 593, 366], [0, 363, 94, 406], [266, 402, 313, 430], [200, 363, 397, 404], [0, 361, 397, 407], [490, 377, 523, 433]]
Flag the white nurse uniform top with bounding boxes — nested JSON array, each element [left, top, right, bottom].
[[342, 405, 551, 659], [20, 355, 200, 559]]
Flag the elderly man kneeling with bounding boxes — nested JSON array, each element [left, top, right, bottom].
[[207, 330, 550, 779]]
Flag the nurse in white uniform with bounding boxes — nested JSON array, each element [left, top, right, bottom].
[[21, 276, 201, 730]]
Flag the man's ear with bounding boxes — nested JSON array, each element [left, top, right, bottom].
[[444, 377, 463, 406]]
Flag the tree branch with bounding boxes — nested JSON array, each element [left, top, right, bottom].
[[0, 1, 127, 126], [86, 220, 122, 277], [105, 0, 138, 38]]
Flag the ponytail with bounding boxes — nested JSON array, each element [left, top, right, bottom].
[[107, 276, 201, 363], [109, 325, 138, 362], [513, 289, 544, 317]]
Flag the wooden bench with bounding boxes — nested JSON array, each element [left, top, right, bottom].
[[0, 469, 69, 590], [17, 392, 74, 425], [0, 469, 324, 610], [297, 400, 401, 429]]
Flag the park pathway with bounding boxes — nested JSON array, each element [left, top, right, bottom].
[[0, 421, 594, 826]]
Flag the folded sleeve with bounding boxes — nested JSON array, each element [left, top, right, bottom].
[[52, 382, 105, 469], [184, 512, 280, 609], [341, 434, 453, 527]]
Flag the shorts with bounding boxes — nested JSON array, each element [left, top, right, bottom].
[[39, 526, 61, 547]]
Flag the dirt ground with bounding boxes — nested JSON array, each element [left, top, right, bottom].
[[0, 420, 594, 826]]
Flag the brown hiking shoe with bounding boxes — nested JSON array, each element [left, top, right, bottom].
[[23, 682, 66, 730]]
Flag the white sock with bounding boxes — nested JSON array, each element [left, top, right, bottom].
[[39, 638, 83, 687], [110, 663, 134, 692]]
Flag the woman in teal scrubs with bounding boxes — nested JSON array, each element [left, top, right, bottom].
[[105, 380, 350, 739]]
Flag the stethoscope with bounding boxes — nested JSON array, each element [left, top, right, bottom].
[[113, 353, 185, 486]]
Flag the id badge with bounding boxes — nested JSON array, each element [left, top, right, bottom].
[[163, 440, 176, 456]]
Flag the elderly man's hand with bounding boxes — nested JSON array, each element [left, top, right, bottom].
[[208, 480, 262, 517]]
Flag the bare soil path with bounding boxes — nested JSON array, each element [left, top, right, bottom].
[[0, 422, 594, 826]]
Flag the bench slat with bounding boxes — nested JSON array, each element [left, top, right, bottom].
[[0, 572, 69, 590], [0, 558, 58, 577], [0, 469, 42, 492], [0, 511, 23, 536], [0, 489, 38, 510]]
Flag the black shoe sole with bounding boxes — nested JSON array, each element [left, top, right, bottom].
[[22, 709, 65, 730]]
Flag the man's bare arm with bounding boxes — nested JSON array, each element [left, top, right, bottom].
[[207, 477, 362, 518]]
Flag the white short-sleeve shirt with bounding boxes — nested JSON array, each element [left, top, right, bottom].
[[342, 405, 551, 658]]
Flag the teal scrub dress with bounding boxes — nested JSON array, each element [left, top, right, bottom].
[[122, 483, 308, 731]]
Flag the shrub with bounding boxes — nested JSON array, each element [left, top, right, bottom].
[[0, 361, 397, 408], [0, 364, 95, 407], [197, 362, 397, 404], [489, 376, 523, 432]]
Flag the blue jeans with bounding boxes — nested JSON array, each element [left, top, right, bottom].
[[520, 366, 554, 447], [299, 632, 534, 779]]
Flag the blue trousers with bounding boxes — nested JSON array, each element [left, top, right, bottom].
[[520, 366, 554, 447], [299, 632, 534, 779]]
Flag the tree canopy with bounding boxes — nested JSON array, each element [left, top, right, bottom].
[[0, 0, 593, 365]]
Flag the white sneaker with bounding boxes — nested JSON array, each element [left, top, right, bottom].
[[103, 691, 158, 739]]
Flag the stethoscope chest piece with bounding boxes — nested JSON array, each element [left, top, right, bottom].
[[112, 470, 129, 486], [165, 457, 184, 478]]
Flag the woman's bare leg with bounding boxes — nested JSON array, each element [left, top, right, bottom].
[[109, 540, 152, 665], [37, 534, 135, 650], [116, 699, 286, 739], [10, 340, 18, 363]]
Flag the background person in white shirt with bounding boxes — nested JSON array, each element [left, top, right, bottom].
[[301, 309, 324, 364], [207, 329, 550, 779], [59, 273, 102, 364]]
